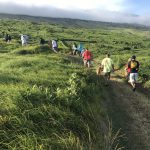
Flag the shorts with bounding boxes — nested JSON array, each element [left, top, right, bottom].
[[84, 60, 91, 65], [129, 73, 138, 83], [52, 47, 58, 51], [103, 72, 111, 77]]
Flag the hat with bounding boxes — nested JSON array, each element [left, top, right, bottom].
[[131, 55, 136, 60]]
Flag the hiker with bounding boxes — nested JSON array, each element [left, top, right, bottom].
[[40, 38, 45, 45], [124, 58, 131, 80], [72, 43, 77, 55], [7, 34, 12, 43], [4, 34, 9, 43], [82, 48, 92, 68], [21, 34, 28, 46], [101, 53, 114, 85], [81, 48, 85, 55], [52, 39, 58, 53], [128, 55, 140, 91], [77, 43, 84, 56]]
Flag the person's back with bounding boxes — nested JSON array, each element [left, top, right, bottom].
[[40, 38, 45, 45], [52, 40, 58, 53], [72, 44, 77, 55], [8, 35, 11, 40], [52, 40, 57, 48], [72, 44, 76, 50], [82, 49, 92, 68], [101, 53, 114, 84], [82, 49, 92, 60], [128, 55, 139, 91], [21, 35, 27, 46], [101, 57, 113, 73], [5, 34, 8, 42], [128, 59, 139, 73], [77, 43, 84, 52], [21, 35, 25, 41], [8, 35, 11, 42]]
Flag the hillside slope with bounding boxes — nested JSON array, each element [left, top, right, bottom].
[[0, 13, 150, 29]]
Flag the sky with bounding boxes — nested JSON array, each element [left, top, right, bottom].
[[0, 0, 150, 25]]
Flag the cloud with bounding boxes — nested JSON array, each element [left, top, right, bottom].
[[88, 10, 150, 26], [0, 1, 150, 26], [0, 0, 125, 11]]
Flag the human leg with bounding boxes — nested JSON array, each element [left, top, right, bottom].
[[87, 60, 91, 68], [84, 60, 87, 67], [103, 72, 110, 85], [129, 73, 137, 91], [52, 47, 58, 53]]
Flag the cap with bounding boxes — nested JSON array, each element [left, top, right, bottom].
[[131, 55, 136, 60]]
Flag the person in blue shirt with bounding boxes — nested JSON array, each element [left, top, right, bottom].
[[77, 43, 84, 56]]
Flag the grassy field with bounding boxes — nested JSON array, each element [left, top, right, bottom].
[[0, 18, 150, 149]]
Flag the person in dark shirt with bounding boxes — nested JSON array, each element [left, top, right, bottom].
[[5, 34, 9, 42], [128, 55, 140, 91], [7, 34, 12, 43], [40, 38, 45, 45]]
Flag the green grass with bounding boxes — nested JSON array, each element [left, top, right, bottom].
[[0, 50, 109, 149], [0, 18, 150, 149]]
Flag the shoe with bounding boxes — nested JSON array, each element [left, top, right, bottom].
[[132, 87, 136, 92], [104, 83, 109, 86]]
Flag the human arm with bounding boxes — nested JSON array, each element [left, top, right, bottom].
[[112, 64, 115, 71], [136, 61, 140, 71]]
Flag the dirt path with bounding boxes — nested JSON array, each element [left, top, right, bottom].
[[104, 72, 150, 150], [67, 55, 150, 149]]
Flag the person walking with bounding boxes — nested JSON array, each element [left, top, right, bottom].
[[7, 34, 12, 43], [72, 43, 77, 55], [101, 53, 114, 85], [21, 34, 28, 46], [82, 48, 92, 68], [128, 55, 140, 91], [5, 34, 9, 43], [52, 39, 58, 53], [77, 43, 84, 56], [40, 38, 45, 45]]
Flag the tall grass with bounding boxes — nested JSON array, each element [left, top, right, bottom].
[[1, 18, 150, 149]]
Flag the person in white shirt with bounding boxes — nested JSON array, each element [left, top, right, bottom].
[[52, 40, 58, 53], [72, 44, 77, 55], [21, 34, 28, 46]]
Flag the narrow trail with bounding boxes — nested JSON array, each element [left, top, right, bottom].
[[105, 72, 150, 150], [67, 54, 150, 149]]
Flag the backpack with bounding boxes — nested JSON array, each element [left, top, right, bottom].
[[130, 61, 138, 69]]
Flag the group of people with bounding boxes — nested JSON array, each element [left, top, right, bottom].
[[3, 33, 29, 46], [72, 43, 85, 55], [40, 38, 58, 53], [97, 53, 139, 92], [2, 33, 58, 53], [2, 33, 140, 91], [72, 43, 93, 68]]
